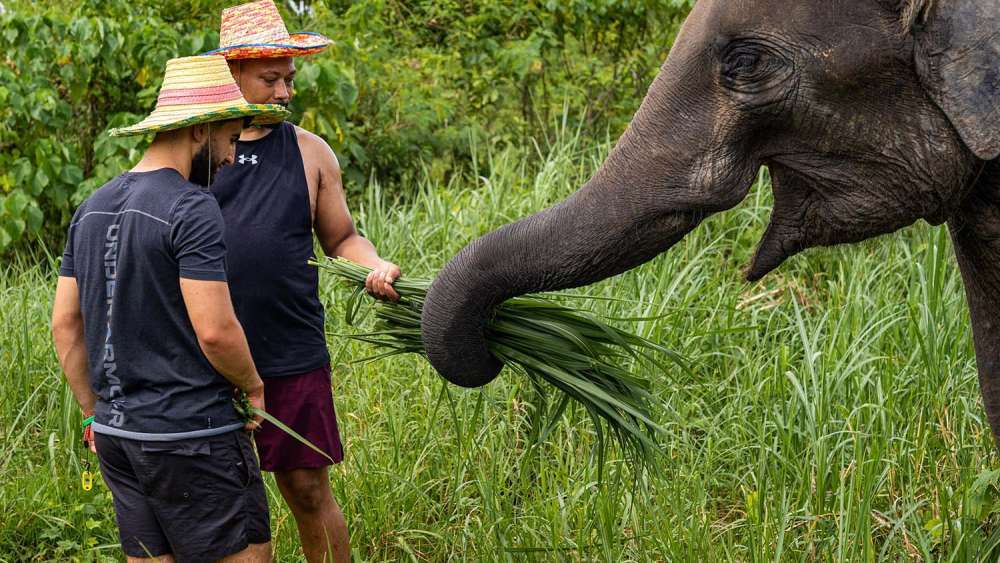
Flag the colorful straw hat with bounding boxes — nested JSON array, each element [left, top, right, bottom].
[[205, 0, 331, 60], [109, 55, 289, 137]]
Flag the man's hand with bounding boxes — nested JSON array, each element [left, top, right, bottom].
[[365, 260, 401, 301], [245, 382, 265, 432], [82, 421, 96, 454]]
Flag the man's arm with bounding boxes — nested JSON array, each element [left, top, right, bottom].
[[52, 276, 97, 418], [171, 191, 263, 429], [302, 128, 401, 301], [180, 278, 264, 429]]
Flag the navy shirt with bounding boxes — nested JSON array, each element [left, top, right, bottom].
[[212, 122, 330, 377], [60, 169, 243, 440]]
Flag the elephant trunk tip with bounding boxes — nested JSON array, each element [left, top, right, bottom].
[[420, 250, 506, 388]]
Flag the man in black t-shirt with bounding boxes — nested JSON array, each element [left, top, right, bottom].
[[51, 55, 287, 562]]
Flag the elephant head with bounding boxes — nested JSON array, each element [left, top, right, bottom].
[[421, 1, 1000, 434]]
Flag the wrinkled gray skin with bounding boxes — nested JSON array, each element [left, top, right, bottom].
[[422, 1, 1000, 439]]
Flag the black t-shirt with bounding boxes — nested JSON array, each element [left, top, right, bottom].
[[60, 169, 243, 440]]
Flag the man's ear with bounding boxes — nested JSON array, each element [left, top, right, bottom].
[[228, 60, 241, 82], [911, 0, 1000, 161], [190, 123, 209, 144]]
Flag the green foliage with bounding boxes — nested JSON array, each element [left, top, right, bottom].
[[1, 0, 692, 253], [0, 0, 224, 252], [3, 136, 1000, 560]]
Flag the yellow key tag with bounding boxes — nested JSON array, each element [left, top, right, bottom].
[[82, 470, 93, 491]]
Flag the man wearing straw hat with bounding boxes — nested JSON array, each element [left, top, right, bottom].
[[205, 1, 400, 561], [52, 55, 288, 562]]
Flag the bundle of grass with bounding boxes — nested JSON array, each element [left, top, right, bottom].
[[314, 257, 681, 468]]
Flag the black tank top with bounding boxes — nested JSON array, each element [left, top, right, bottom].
[[211, 122, 329, 377]]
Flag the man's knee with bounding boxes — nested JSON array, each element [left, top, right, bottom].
[[276, 468, 334, 514], [216, 542, 271, 563]]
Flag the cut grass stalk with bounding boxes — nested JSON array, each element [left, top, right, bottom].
[[312, 256, 678, 469]]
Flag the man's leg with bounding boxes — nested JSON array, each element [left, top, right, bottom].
[[126, 543, 270, 563], [216, 542, 272, 562], [275, 467, 349, 563]]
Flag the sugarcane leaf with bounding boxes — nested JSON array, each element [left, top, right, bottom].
[[344, 285, 367, 326], [349, 348, 416, 364], [312, 254, 670, 469], [538, 393, 571, 443], [252, 407, 335, 464]]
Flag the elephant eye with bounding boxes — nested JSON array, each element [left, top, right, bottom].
[[726, 51, 760, 73], [720, 40, 792, 96]]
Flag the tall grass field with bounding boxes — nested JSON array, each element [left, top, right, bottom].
[[1, 132, 998, 561]]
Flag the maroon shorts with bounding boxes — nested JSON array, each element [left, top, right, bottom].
[[254, 364, 344, 472]]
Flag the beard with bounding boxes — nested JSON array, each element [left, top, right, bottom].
[[189, 141, 222, 187]]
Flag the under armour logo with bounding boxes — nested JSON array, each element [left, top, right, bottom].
[[238, 154, 258, 165]]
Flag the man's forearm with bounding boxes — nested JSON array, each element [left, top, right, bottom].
[[331, 233, 383, 267], [198, 325, 264, 394], [53, 325, 97, 415]]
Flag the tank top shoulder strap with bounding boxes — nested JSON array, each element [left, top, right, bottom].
[[279, 121, 299, 149]]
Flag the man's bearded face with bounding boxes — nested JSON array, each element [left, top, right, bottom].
[[189, 141, 218, 187], [189, 119, 243, 186]]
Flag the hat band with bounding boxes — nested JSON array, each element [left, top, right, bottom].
[[157, 83, 243, 107], [220, 30, 291, 48]]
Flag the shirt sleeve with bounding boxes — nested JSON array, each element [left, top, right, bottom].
[[170, 191, 228, 281], [58, 205, 84, 277]]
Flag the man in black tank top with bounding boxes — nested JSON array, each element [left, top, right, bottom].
[[207, 3, 401, 561]]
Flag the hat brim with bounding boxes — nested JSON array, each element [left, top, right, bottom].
[[109, 103, 290, 137], [205, 31, 331, 60]]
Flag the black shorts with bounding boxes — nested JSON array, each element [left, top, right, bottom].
[[94, 431, 270, 562]]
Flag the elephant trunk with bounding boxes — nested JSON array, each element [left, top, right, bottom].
[[420, 181, 705, 387]]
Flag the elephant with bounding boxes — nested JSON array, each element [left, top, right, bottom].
[[420, 0, 1000, 440]]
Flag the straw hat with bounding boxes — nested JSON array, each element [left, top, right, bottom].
[[109, 55, 289, 137], [205, 0, 331, 60]]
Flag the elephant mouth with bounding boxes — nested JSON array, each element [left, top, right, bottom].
[[745, 166, 807, 281]]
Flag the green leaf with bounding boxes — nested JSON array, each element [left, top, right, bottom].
[[3, 190, 28, 215], [25, 205, 43, 233], [60, 165, 84, 185], [32, 168, 49, 194], [11, 159, 32, 185], [251, 407, 335, 465], [4, 217, 26, 238], [968, 469, 1000, 519]]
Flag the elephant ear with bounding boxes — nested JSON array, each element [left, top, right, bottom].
[[911, 0, 1000, 161]]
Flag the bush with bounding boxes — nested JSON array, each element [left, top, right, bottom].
[[0, 0, 692, 254], [0, 0, 225, 251]]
